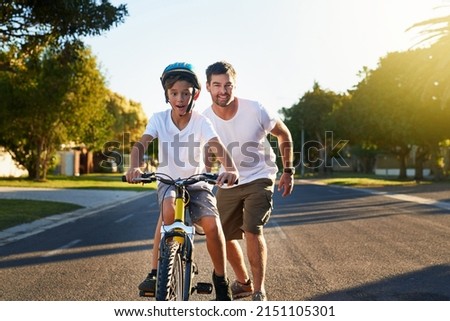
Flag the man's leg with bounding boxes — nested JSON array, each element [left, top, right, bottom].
[[226, 239, 250, 283], [245, 231, 267, 294]]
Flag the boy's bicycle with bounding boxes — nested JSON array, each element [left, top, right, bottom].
[[123, 172, 221, 301]]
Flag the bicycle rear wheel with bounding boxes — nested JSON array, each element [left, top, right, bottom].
[[156, 240, 184, 301]]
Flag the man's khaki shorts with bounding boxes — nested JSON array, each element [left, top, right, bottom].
[[216, 178, 274, 240]]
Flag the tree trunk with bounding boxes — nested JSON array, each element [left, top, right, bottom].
[[430, 144, 444, 181], [397, 145, 410, 180], [316, 132, 326, 176], [444, 147, 450, 178], [414, 146, 428, 181]]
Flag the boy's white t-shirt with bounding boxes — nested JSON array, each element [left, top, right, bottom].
[[144, 109, 218, 181], [203, 98, 279, 186]]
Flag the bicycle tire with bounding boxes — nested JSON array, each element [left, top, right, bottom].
[[156, 240, 184, 301], [182, 240, 194, 300]]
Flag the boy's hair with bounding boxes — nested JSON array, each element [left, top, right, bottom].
[[163, 74, 197, 91], [205, 61, 237, 83], [160, 62, 201, 108]]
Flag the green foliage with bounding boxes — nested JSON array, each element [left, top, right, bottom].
[[281, 82, 343, 172], [105, 91, 148, 150], [0, 0, 128, 53], [0, 43, 110, 180]]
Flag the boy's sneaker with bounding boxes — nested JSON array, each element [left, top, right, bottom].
[[212, 272, 232, 301], [231, 279, 253, 299], [138, 271, 157, 295], [252, 291, 267, 301]]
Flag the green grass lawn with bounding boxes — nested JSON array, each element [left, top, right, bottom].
[[0, 199, 83, 231], [315, 177, 428, 187], [0, 174, 156, 231], [0, 173, 155, 191], [304, 172, 447, 187]]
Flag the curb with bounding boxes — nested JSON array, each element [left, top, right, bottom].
[[299, 179, 450, 211]]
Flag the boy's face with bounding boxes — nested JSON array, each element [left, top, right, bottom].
[[167, 80, 195, 116], [206, 73, 235, 108]]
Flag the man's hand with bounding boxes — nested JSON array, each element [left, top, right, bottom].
[[278, 173, 294, 197], [216, 171, 239, 187]]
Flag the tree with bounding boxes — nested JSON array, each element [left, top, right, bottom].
[[0, 0, 128, 54], [101, 91, 150, 169], [343, 48, 450, 180], [345, 51, 423, 179], [0, 43, 111, 180], [281, 82, 342, 174], [106, 92, 148, 147]]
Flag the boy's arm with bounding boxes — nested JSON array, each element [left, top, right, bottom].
[[206, 137, 239, 187], [125, 134, 154, 183]]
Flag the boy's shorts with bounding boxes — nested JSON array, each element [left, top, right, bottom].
[[216, 178, 274, 240], [157, 183, 219, 225]]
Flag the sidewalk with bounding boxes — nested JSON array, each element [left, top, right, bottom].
[[0, 187, 151, 246]]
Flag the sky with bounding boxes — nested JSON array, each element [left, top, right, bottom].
[[83, 0, 450, 119]]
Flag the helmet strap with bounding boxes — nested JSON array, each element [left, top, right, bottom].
[[186, 88, 196, 113]]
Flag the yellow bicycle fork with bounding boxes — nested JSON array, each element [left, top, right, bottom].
[[173, 197, 185, 244]]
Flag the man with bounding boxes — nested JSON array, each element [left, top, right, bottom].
[[203, 61, 294, 301]]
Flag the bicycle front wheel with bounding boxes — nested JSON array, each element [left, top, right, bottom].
[[156, 240, 184, 301]]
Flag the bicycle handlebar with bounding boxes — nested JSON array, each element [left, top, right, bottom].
[[122, 172, 237, 186]]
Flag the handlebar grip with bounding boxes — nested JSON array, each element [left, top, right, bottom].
[[225, 179, 239, 185]]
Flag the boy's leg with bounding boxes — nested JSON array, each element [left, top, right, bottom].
[[138, 198, 175, 293], [198, 215, 232, 301], [198, 216, 227, 275]]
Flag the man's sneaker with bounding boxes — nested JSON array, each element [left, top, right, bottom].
[[212, 272, 232, 301], [138, 271, 156, 296], [252, 291, 267, 301], [231, 279, 253, 299]]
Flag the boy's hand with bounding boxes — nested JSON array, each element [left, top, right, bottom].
[[125, 167, 143, 184], [216, 171, 239, 187]]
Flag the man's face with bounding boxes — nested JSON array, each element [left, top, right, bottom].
[[206, 73, 235, 108]]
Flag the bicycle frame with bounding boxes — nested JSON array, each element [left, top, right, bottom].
[[159, 180, 196, 300], [125, 172, 218, 301]]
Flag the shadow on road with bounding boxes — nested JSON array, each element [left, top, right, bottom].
[[308, 264, 450, 301], [271, 184, 450, 229]]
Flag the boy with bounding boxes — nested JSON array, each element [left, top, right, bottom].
[[125, 62, 238, 300]]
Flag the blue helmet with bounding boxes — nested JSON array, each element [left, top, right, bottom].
[[160, 62, 201, 113]]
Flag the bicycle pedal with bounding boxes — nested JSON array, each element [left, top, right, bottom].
[[139, 290, 155, 298], [196, 282, 213, 294]]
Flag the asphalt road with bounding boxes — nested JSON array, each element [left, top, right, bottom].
[[0, 182, 449, 301]]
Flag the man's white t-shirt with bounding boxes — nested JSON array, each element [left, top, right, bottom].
[[144, 109, 218, 181], [203, 98, 279, 186]]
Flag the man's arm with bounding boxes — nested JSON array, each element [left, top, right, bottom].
[[206, 137, 239, 187], [270, 119, 294, 197]]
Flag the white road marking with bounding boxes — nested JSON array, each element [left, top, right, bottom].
[[115, 214, 134, 223], [268, 219, 287, 239], [42, 239, 82, 257]]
